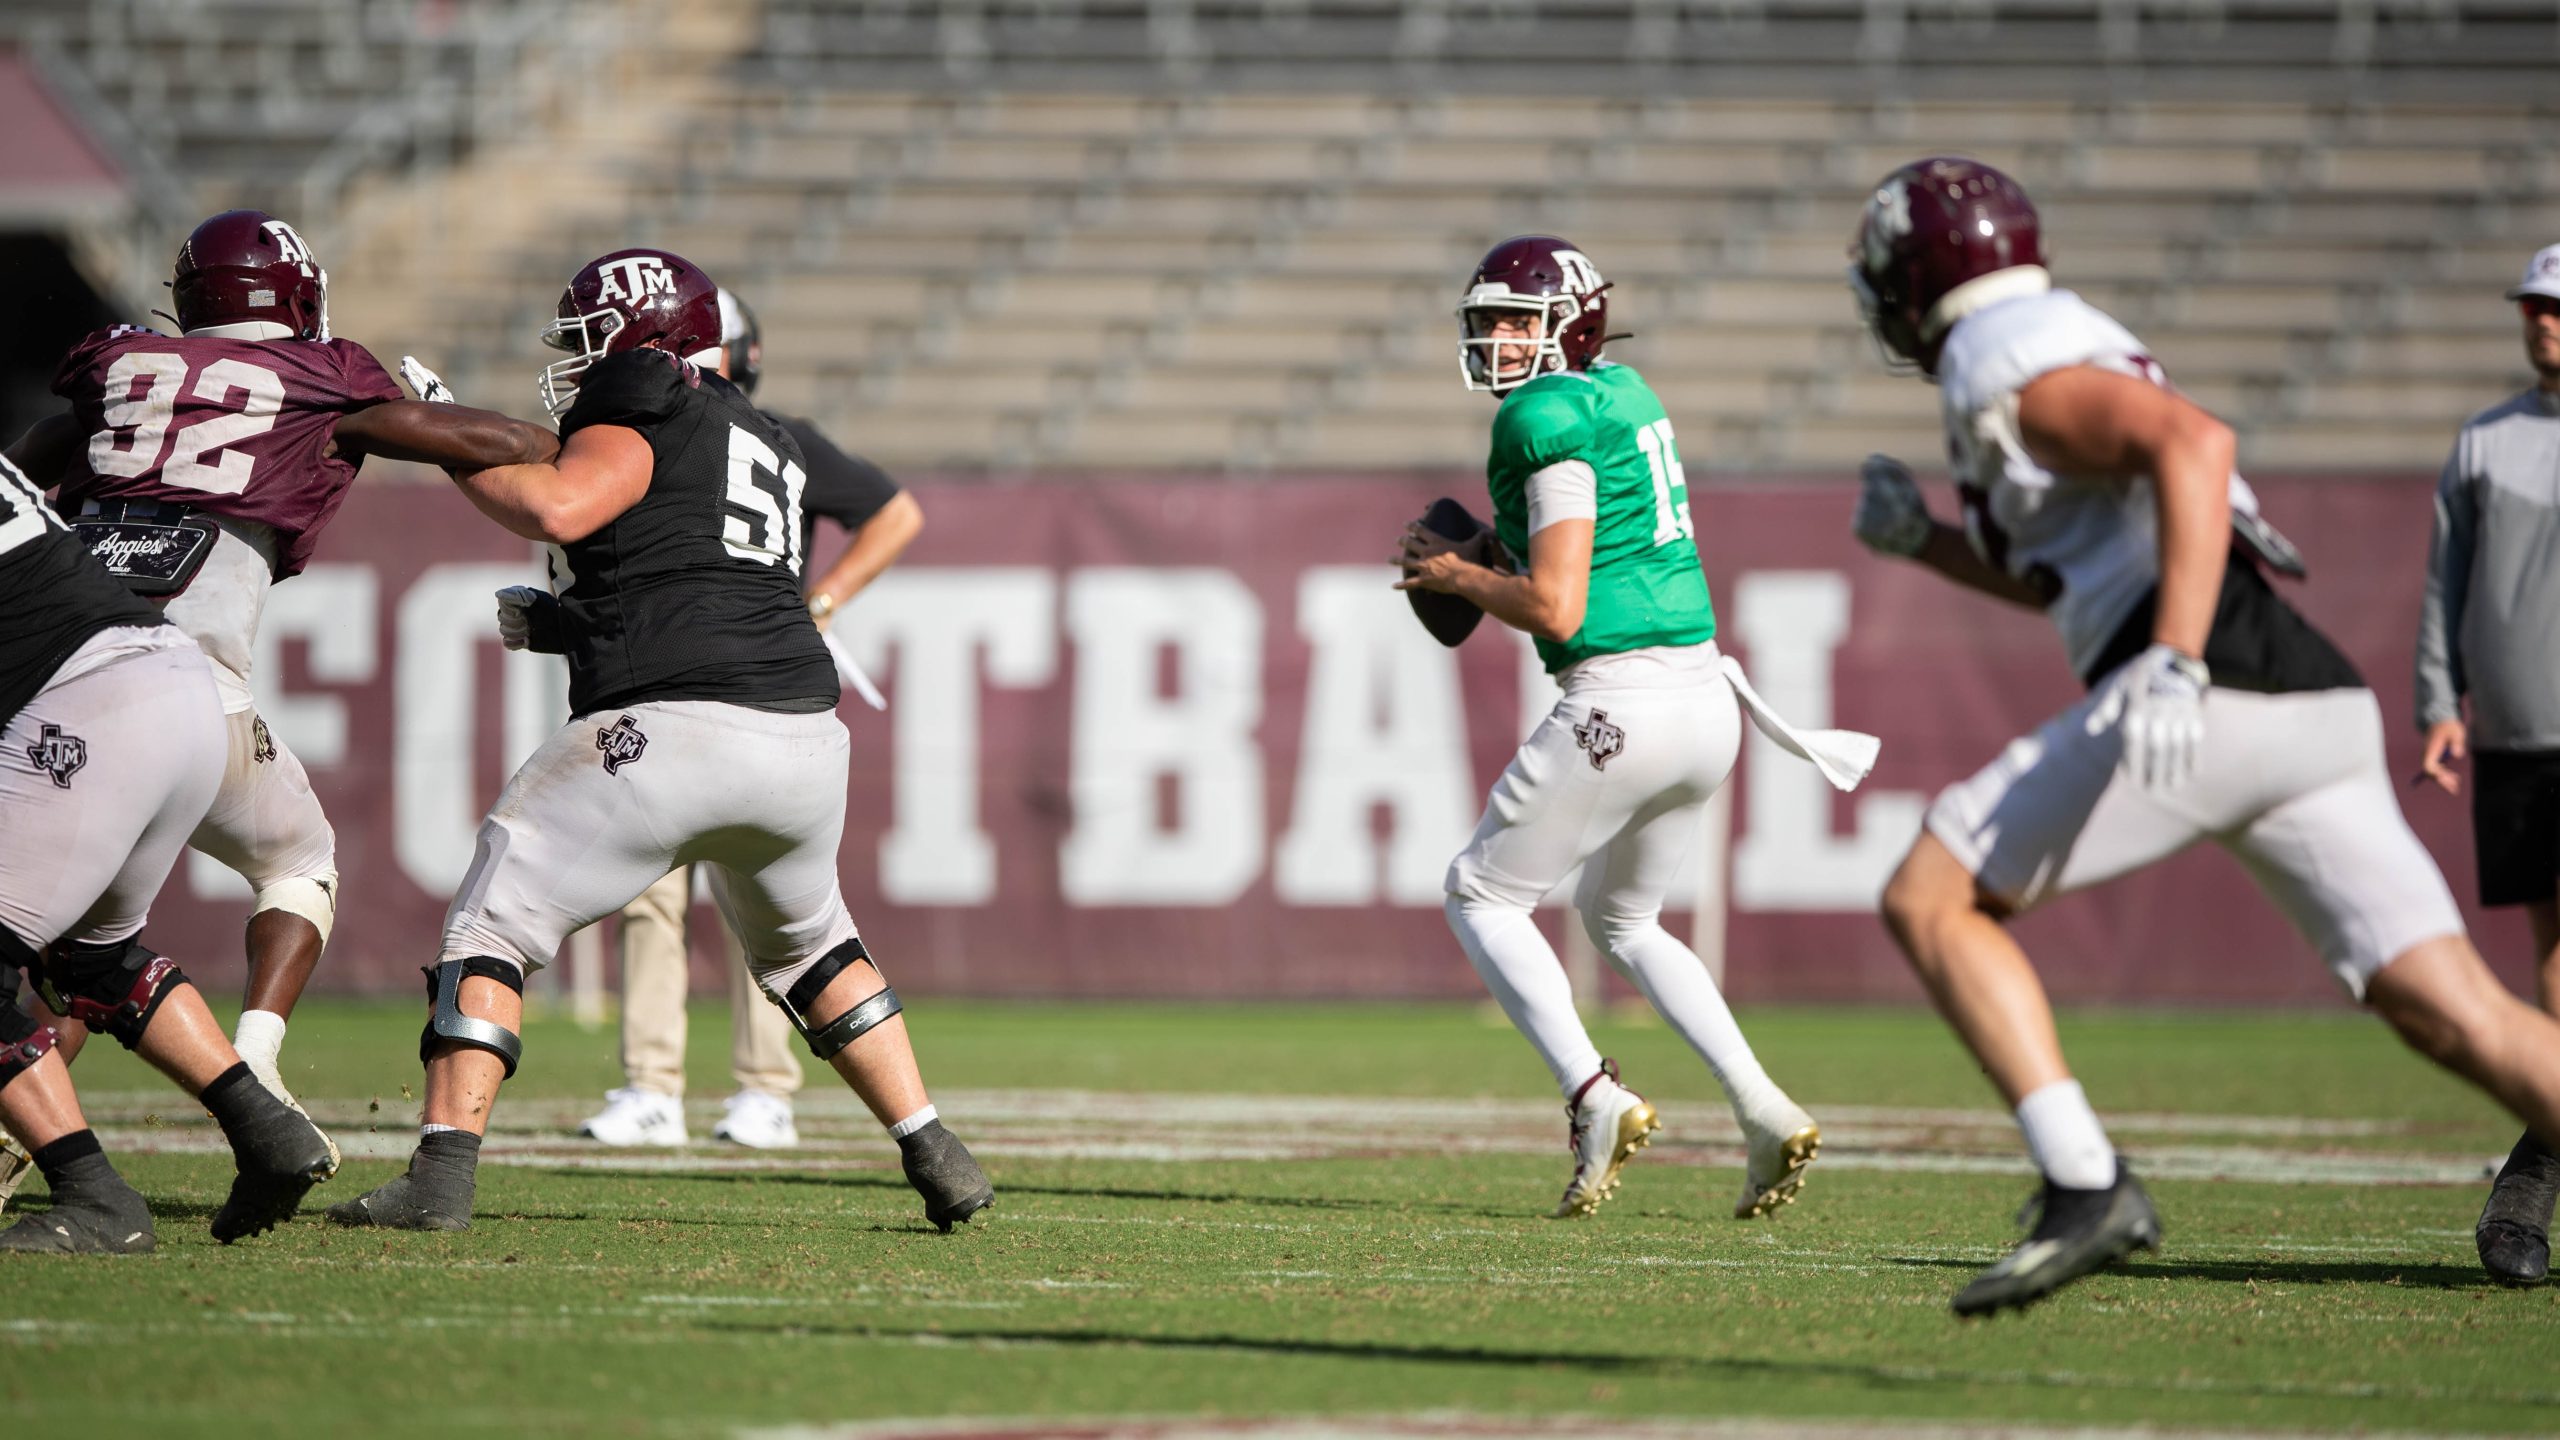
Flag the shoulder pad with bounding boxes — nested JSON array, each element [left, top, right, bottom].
[[562, 349, 700, 437], [52, 326, 166, 396], [1938, 290, 2145, 417]]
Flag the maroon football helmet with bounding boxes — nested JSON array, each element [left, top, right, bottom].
[[171, 209, 328, 341], [1848, 157, 2045, 374], [538, 247, 724, 417], [1458, 235, 1611, 393]]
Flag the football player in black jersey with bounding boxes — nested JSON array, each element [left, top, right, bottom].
[[328, 249, 990, 1234], [580, 287, 927, 1153]]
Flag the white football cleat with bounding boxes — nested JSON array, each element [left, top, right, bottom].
[[0, 1124, 29, 1215], [577, 1088, 689, 1147], [711, 1090, 799, 1149], [1735, 1096, 1822, 1219], [1549, 1060, 1660, 1219]]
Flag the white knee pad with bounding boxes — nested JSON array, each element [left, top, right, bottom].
[[252, 872, 338, 949]]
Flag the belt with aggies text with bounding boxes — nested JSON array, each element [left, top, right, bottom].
[[65, 497, 220, 598]]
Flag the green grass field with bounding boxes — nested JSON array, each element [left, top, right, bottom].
[[3, 998, 2555, 1439]]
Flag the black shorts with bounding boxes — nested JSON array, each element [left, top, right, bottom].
[[2471, 749, 2560, 907]]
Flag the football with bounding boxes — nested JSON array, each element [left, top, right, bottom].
[[1406, 495, 1493, 646]]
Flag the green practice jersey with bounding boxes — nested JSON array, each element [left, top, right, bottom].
[[1485, 362, 1716, 673]]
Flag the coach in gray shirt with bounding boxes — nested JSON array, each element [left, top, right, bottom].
[[2414, 241, 2560, 1287]]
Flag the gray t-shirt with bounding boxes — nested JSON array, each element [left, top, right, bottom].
[[2416, 385, 2560, 750]]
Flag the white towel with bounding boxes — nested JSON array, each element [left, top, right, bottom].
[[1718, 655, 1880, 793], [822, 627, 889, 711]]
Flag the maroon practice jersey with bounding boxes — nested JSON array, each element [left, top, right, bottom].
[[51, 326, 402, 577]]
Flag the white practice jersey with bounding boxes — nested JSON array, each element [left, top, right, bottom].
[[1938, 288, 2276, 679]]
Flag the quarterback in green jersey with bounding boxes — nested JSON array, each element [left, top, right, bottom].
[[1400, 236, 1877, 1222]]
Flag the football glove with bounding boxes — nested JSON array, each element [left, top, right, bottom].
[[494, 585, 564, 654], [399, 355, 456, 405], [2086, 643, 2210, 792], [1853, 454, 1934, 558]]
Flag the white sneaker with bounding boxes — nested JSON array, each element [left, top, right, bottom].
[[711, 1090, 799, 1149], [245, 1053, 342, 1174], [1549, 1060, 1660, 1219], [1735, 1095, 1822, 1219], [577, 1088, 689, 1146], [0, 1125, 29, 1215]]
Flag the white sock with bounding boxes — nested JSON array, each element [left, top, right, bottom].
[[421, 1123, 461, 1138], [1590, 916, 1784, 1120], [887, 1104, 938, 1139], [2016, 1079, 2118, 1189], [1445, 895, 1603, 1097], [234, 1009, 286, 1076]]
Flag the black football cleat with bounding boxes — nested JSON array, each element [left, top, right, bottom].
[[0, 1189, 156, 1255], [1952, 1159, 2160, 1318], [898, 1120, 993, 1232], [324, 1131, 480, 1232], [210, 1102, 339, 1244], [2476, 1131, 2558, 1287]]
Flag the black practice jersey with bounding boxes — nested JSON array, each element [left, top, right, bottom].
[[0, 457, 166, 731], [774, 415, 900, 563], [2084, 552, 2363, 695], [549, 351, 837, 717]]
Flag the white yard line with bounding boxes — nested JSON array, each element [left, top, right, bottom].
[[739, 1414, 2517, 1440], [64, 1088, 2499, 1188]]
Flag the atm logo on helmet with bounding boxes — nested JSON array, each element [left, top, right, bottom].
[[596, 255, 679, 306], [261, 220, 317, 273], [1553, 249, 1603, 302]]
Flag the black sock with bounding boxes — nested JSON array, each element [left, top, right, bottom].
[[200, 1061, 258, 1111], [30, 1129, 127, 1207], [416, 1129, 483, 1179], [202, 1059, 280, 1138], [201, 1060, 321, 1170], [404, 1129, 483, 1212]]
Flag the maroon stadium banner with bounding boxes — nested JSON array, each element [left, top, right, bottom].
[[136, 474, 2518, 1006]]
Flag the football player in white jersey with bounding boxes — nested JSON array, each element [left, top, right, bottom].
[[1849, 157, 2560, 1315]]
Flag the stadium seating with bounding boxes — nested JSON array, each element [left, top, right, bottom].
[[17, 0, 2560, 474]]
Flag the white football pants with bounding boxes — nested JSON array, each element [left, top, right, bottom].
[[439, 700, 860, 1001], [188, 709, 336, 901], [155, 523, 337, 922], [0, 626, 224, 952], [1445, 651, 1784, 1115], [1929, 682, 2464, 999]]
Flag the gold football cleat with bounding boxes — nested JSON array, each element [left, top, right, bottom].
[[1735, 1121, 1822, 1219], [1550, 1094, 1662, 1219]]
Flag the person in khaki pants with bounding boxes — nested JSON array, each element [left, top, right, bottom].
[[577, 289, 924, 1149], [583, 867, 810, 1147]]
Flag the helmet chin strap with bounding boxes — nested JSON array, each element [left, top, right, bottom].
[[1923, 265, 2052, 343]]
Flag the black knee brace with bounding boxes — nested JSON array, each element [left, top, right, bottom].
[[36, 937, 189, 1050], [419, 957, 525, 1078], [0, 1001, 57, 1091], [778, 938, 901, 1062]]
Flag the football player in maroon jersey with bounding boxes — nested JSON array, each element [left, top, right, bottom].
[[0, 451, 341, 1251], [3, 210, 556, 1187]]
